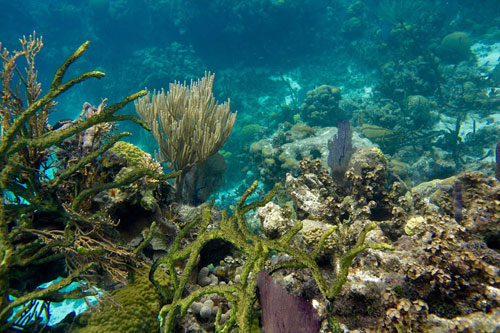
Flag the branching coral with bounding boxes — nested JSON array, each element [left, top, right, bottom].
[[134, 72, 237, 200], [0, 34, 179, 330], [149, 180, 393, 332]]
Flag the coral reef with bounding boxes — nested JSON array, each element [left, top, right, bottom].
[[72, 268, 169, 332], [3, 2, 500, 331], [135, 72, 237, 201], [439, 31, 472, 64], [144, 179, 391, 332], [260, 149, 500, 331], [300, 85, 349, 126], [0, 35, 175, 330], [250, 124, 372, 189], [283, 161, 500, 331]]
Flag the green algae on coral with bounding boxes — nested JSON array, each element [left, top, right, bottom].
[[0, 36, 179, 331], [107, 141, 154, 168], [149, 181, 393, 332], [73, 268, 171, 332]]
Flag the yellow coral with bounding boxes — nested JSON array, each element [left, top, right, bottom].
[[404, 216, 425, 236], [299, 220, 337, 254], [109, 141, 151, 167]]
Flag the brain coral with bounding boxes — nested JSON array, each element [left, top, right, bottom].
[[300, 85, 350, 126], [439, 31, 472, 63]]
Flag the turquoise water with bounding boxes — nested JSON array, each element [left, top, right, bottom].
[[2, 1, 499, 201], [9, 279, 98, 329], [2, 0, 500, 330]]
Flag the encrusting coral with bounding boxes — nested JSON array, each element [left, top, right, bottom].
[[97, 141, 165, 212], [72, 267, 170, 332]]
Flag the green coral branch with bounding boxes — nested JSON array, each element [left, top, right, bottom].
[[154, 181, 393, 332], [148, 207, 206, 296], [0, 41, 104, 157], [153, 183, 292, 332], [7, 91, 148, 156], [17, 239, 69, 267], [214, 285, 240, 332], [217, 316, 237, 333], [50, 41, 97, 88], [177, 284, 238, 319], [0, 154, 22, 190], [219, 209, 230, 229], [0, 225, 68, 273], [269, 260, 308, 273], [71, 169, 181, 210], [312, 225, 338, 259], [162, 232, 215, 331], [215, 307, 225, 331], [154, 182, 292, 332], [236, 180, 259, 208], [0, 262, 95, 328], [41, 289, 98, 302], [171, 214, 202, 253], [239, 182, 280, 214], [234, 180, 261, 242], [235, 242, 268, 331], [134, 222, 157, 255], [327, 222, 394, 300], [106, 114, 151, 131], [279, 219, 303, 245], [50, 132, 132, 188], [235, 181, 280, 242]]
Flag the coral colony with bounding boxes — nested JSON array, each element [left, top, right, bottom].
[[2, 1, 500, 331]]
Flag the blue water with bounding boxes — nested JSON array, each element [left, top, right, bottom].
[[2, 0, 500, 328], [2, 1, 497, 191], [8, 279, 98, 329]]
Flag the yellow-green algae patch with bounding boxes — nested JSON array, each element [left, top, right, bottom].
[[73, 268, 170, 332], [105, 141, 151, 167]]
